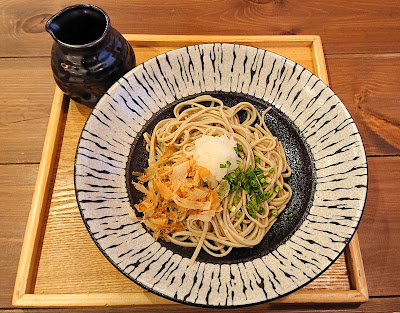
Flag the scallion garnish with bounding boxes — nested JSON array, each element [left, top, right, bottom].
[[254, 155, 259, 162], [254, 168, 263, 174], [233, 194, 241, 205], [269, 167, 275, 174], [228, 205, 237, 213], [222, 162, 282, 211], [248, 208, 256, 218], [271, 209, 278, 216], [287, 210, 294, 218]]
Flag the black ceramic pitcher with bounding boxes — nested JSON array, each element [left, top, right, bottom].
[[46, 4, 135, 105]]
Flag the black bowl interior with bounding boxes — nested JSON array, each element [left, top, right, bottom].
[[126, 91, 316, 264]]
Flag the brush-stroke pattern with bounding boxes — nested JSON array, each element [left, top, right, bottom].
[[75, 43, 367, 307]]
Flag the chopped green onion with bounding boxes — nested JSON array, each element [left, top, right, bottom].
[[228, 172, 236, 180], [237, 144, 243, 151], [254, 167, 263, 174], [220, 163, 226, 168], [245, 166, 252, 175], [263, 190, 273, 201], [271, 209, 278, 216], [222, 163, 285, 217], [287, 210, 294, 218], [254, 156, 260, 162], [233, 195, 241, 204], [248, 208, 256, 218], [229, 205, 237, 213], [234, 146, 238, 153], [236, 210, 242, 218]]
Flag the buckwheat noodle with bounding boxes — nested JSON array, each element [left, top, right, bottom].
[[135, 95, 292, 264]]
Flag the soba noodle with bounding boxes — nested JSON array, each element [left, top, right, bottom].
[[133, 95, 292, 264]]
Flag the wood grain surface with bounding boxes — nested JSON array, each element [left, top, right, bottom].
[[2, 296, 400, 313], [0, 165, 39, 306], [357, 156, 400, 297], [326, 54, 400, 156], [0, 59, 54, 164], [1, 0, 400, 311], [1, 0, 400, 57]]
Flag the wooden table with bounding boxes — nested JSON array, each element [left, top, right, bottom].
[[1, 0, 399, 312]]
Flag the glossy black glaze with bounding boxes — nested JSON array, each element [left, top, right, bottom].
[[126, 92, 317, 264], [46, 4, 135, 106]]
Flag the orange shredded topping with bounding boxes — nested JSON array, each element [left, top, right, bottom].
[[133, 147, 221, 239]]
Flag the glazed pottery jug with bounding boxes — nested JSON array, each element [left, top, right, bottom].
[[46, 4, 135, 105]]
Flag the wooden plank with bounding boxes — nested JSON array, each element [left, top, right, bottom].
[[0, 164, 39, 307], [129, 35, 317, 76], [325, 53, 400, 156], [13, 291, 367, 307], [311, 36, 329, 85], [12, 88, 66, 305], [0, 58, 54, 164], [1, 0, 400, 57], [5, 296, 400, 312], [357, 156, 400, 297], [345, 233, 368, 301]]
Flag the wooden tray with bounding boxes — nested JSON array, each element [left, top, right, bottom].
[[13, 35, 368, 308]]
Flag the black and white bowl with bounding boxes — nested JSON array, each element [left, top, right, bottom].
[[75, 43, 367, 308]]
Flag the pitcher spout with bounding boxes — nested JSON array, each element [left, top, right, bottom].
[[45, 4, 110, 49], [45, 13, 59, 41]]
